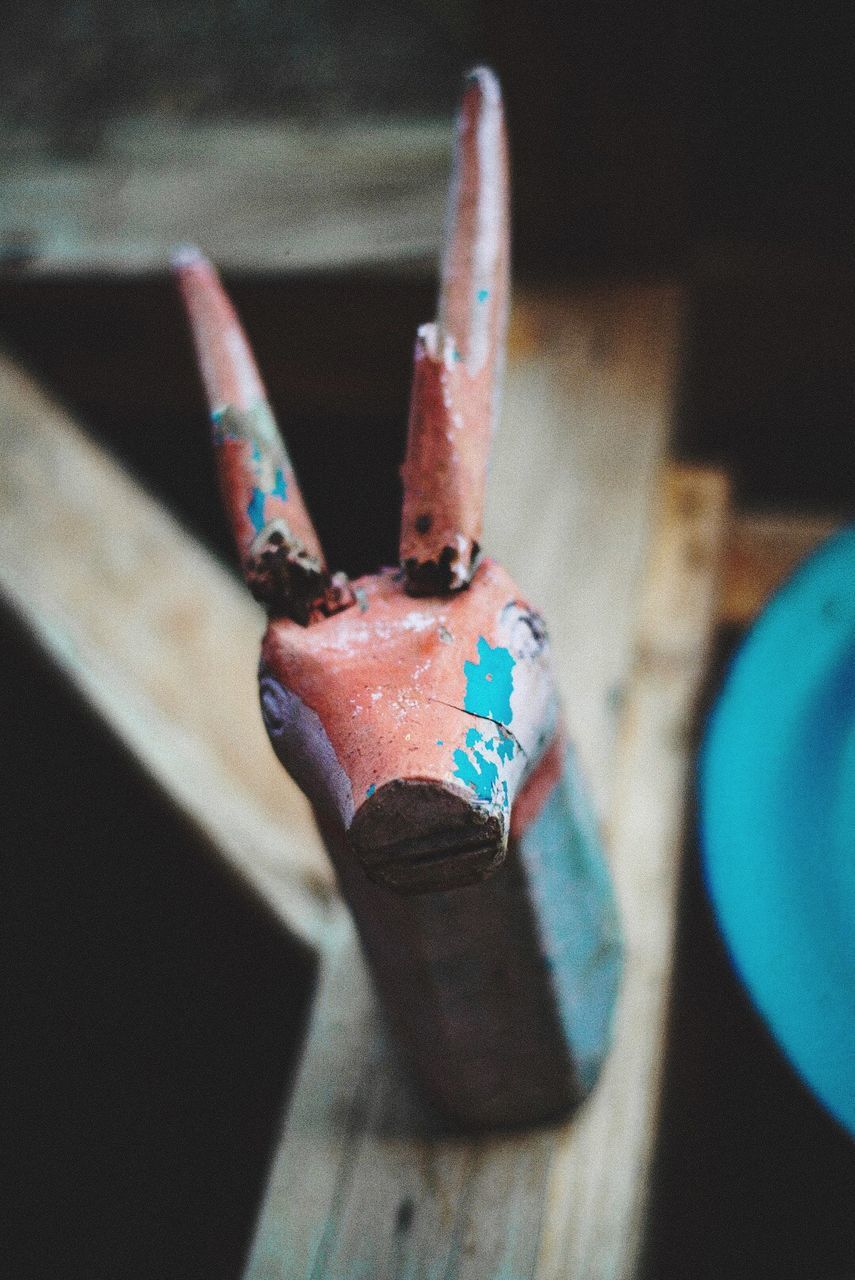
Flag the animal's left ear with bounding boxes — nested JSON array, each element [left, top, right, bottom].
[[173, 248, 347, 624]]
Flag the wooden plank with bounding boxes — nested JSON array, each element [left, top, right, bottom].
[[537, 465, 728, 1280], [246, 287, 723, 1280], [488, 286, 685, 817], [0, 119, 450, 276], [0, 353, 332, 946], [722, 510, 840, 625]]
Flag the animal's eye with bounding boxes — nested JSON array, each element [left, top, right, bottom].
[[501, 602, 548, 659], [259, 671, 290, 738]]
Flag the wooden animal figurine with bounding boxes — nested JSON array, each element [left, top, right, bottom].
[[174, 67, 622, 1129]]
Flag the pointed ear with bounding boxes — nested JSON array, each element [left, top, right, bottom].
[[173, 248, 349, 624], [400, 68, 510, 595], [438, 66, 510, 387]]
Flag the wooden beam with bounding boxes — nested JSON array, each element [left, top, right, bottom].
[[537, 465, 728, 1280], [246, 288, 728, 1279], [489, 286, 685, 817], [722, 510, 839, 625], [0, 353, 332, 946], [0, 119, 450, 277]]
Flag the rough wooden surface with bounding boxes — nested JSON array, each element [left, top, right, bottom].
[[245, 287, 732, 1280], [0, 119, 450, 276], [722, 510, 840, 625], [537, 466, 728, 1280], [0, 353, 332, 945], [490, 287, 684, 818]]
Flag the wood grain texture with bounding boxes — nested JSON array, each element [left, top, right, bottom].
[[246, 288, 730, 1279], [487, 286, 684, 818], [537, 465, 729, 1280], [722, 510, 840, 625], [0, 353, 332, 945], [0, 119, 450, 276]]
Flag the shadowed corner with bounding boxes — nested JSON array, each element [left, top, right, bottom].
[[0, 605, 319, 1280]]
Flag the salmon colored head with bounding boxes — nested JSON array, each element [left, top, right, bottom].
[[174, 68, 560, 893]]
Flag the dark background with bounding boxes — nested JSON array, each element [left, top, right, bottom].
[[2, 4, 854, 1277]]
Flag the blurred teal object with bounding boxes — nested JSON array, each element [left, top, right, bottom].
[[701, 526, 855, 1137]]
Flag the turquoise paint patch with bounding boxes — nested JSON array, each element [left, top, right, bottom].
[[271, 467, 287, 500], [462, 637, 515, 723], [453, 745, 499, 802], [451, 640, 519, 803], [436, 739, 443, 746], [518, 748, 623, 1091], [247, 487, 266, 533], [366, 783, 376, 798], [477, 288, 490, 302], [211, 408, 239, 447], [453, 729, 516, 803]]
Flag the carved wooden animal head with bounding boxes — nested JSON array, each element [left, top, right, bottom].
[[175, 69, 561, 893]]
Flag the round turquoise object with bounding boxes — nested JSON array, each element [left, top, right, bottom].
[[700, 526, 855, 1137]]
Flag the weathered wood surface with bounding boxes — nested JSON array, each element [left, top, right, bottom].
[[0, 119, 450, 276], [492, 289, 684, 818], [722, 510, 840, 625], [0, 353, 332, 945], [246, 288, 732, 1279], [537, 465, 728, 1280]]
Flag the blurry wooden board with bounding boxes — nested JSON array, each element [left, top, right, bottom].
[[489, 287, 685, 818], [246, 289, 731, 1280], [0, 353, 332, 945], [0, 119, 450, 276], [537, 466, 727, 1279], [722, 510, 840, 626]]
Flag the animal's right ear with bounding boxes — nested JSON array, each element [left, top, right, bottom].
[[399, 67, 510, 596], [173, 248, 348, 624]]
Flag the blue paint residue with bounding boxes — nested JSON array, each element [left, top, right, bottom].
[[366, 783, 376, 798], [451, 640, 518, 803], [271, 467, 287, 500], [247, 487, 266, 533], [462, 637, 515, 722], [436, 739, 443, 746], [453, 725, 517, 804], [517, 748, 623, 1091], [246, 443, 287, 532], [211, 408, 239, 447], [453, 743, 499, 802], [477, 288, 490, 302]]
